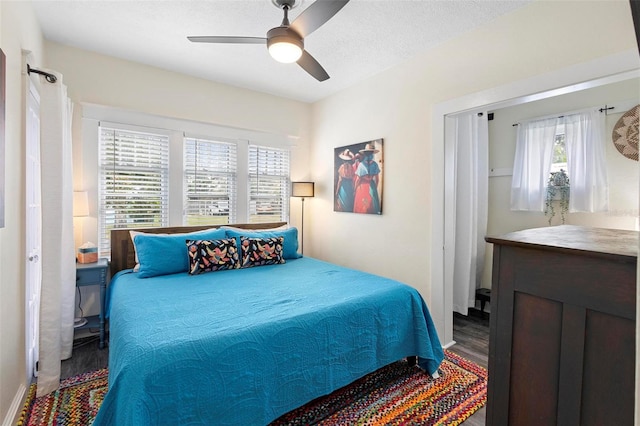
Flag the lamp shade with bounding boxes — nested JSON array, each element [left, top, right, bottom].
[[291, 182, 314, 198], [73, 191, 89, 217]]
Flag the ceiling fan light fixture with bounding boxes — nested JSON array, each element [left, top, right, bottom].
[[188, 0, 349, 80], [267, 27, 303, 63], [268, 41, 303, 63]]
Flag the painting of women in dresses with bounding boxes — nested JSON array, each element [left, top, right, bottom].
[[333, 139, 383, 214]]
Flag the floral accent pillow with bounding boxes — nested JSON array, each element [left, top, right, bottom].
[[240, 236, 285, 268], [186, 238, 239, 275]]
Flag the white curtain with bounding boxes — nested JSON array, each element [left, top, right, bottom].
[[510, 118, 557, 211], [37, 71, 76, 397], [510, 111, 608, 213], [563, 111, 609, 212], [452, 113, 489, 315]]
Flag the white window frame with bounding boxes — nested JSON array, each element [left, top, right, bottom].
[[183, 136, 238, 225], [248, 144, 291, 223], [98, 123, 170, 258], [85, 106, 295, 258]]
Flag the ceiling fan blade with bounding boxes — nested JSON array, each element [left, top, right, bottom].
[[290, 0, 350, 38], [187, 36, 266, 44], [297, 50, 329, 82]]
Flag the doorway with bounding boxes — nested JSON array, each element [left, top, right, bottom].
[[430, 51, 640, 347]]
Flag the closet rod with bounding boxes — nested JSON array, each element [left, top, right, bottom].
[[512, 105, 614, 126], [26, 64, 57, 83]]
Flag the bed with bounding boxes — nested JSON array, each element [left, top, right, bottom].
[[93, 223, 444, 425]]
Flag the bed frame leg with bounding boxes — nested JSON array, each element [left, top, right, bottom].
[[407, 356, 417, 366]]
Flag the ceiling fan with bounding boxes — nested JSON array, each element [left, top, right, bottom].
[[188, 0, 350, 82]]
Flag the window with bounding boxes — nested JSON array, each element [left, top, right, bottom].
[[183, 137, 237, 225], [248, 145, 290, 223], [98, 126, 169, 258], [93, 113, 293, 257], [511, 110, 608, 213], [550, 132, 567, 174]]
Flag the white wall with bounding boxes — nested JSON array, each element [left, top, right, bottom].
[[0, 2, 44, 424], [308, 0, 637, 316], [482, 78, 640, 287]]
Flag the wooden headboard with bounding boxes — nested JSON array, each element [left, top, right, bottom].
[[110, 222, 287, 276]]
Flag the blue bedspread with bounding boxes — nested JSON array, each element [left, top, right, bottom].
[[93, 257, 443, 425]]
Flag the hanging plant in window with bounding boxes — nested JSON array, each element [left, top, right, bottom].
[[545, 169, 570, 225]]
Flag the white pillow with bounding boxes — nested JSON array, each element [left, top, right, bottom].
[[129, 230, 147, 271]]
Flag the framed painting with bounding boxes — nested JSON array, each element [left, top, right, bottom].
[[334, 138, 383, 214]]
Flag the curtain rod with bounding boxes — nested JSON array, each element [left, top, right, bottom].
[[512, 105, 615, 126], [26, 64, 57, 83]]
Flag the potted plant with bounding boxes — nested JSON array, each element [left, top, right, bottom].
[[545, 169, 570, 225]]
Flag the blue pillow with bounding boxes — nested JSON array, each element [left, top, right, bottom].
[[133, 228, 226, 278], [224, 227, 302, 260]]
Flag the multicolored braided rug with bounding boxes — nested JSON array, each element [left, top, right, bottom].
[[20, 350, 485, 425], [19, 368, 107, 426], [270, 350, 486, 425]]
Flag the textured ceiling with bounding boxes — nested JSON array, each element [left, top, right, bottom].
[[32, 0, 531, 103]]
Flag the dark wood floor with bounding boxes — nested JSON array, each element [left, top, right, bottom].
[[61, 334, 108, 380], [448, 310, 490, 425], [61, 311, 490, 424], [449, 309, 489, 368]]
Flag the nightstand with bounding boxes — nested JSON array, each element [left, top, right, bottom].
[[76, 258, 109, 349]]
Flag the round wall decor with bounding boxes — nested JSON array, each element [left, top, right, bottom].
[[612, 104, 639, 161]]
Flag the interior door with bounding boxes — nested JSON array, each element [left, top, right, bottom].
[[26, 79, 42, 380]]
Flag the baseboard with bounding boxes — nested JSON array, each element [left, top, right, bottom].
[[2, 383, 27, 426], [442, 340, 456, 349]]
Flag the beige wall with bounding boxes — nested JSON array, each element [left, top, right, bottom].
[[45, 41, 311, 143], [44, 40, 312, 202], [0, 2, 44, 424], [482, 78, 640, 288], [44, 41, 312, 317], [308, 0, 637, 309]]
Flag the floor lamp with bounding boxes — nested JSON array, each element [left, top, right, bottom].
[[291, 182, 314, 255]]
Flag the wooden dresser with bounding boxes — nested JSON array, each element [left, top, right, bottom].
[[485, 225, 637, 426]]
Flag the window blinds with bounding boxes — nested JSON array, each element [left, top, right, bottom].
[[248, 145, 290, 223], [98, 126, 170, 258], [184, 137, 237, 225]]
